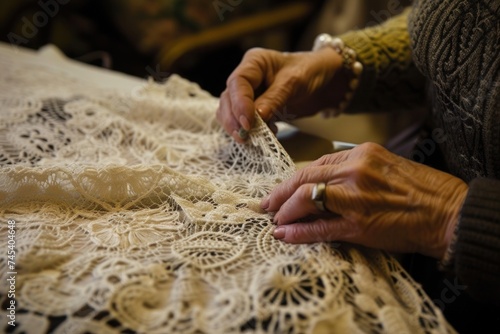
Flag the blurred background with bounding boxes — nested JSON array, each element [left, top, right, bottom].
[[0, 0, 414, 147]]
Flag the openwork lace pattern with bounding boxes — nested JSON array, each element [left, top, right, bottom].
[[0, 50, 454, 333]]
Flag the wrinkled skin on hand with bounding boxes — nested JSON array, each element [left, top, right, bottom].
[[216, 47, 348, 142], [261, 143, 468, 260]]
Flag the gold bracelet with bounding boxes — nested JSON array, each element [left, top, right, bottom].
[[312, 33, 363, 117]]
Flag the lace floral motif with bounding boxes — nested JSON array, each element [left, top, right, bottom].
[[0, 49, 455, 333], [86, 208, 181, 248]]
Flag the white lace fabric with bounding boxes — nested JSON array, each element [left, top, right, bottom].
[[0, 46, 455, 333]]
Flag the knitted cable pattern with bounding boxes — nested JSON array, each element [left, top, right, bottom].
[[409, 0, 500, 181], [339, 7, 427, 113]]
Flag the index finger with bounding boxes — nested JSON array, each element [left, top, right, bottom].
[[261, 150, 353, 210], [227, 74, 257, 131], [262, 163, 350, 213], [223, 50, 270, 134]]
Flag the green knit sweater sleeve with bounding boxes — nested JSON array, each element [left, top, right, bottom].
[[339, 8, 426, 113]]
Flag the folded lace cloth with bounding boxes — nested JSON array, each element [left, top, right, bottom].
[[0, 48, 455, 333]]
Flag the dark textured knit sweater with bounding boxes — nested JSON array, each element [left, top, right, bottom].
[[340, 0, 499, 330], [410, 0, 500, 302]]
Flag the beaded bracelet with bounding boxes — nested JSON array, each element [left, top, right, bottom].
[[312, 33, 363, 118]]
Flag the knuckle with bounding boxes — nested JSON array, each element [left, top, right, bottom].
[[285, 72, 306, 90], [226, 74, 239, 87], [245, 47, 266, 58], [347, 211, 365, 224], [348, 161, 370, 182], [356, 142, 385, 157], [294, 169, 310, 187], [294, 184, 311, 203], [314, 152, 342, 166], [268, 86, 294, 107], [286, 223, 328, 243], [314, 155, 328, 166], [286, 227, 302, 242], [307, 223, 330, 242], [245, 47, 283, 61], [351, 142, 388, 170], [240, 48, 273, 68]]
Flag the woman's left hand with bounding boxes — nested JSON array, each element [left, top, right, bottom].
[[261, 143, 468, 260]]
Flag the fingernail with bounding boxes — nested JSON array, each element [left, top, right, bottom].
[[273, 226, 286, 240], [261, 196, 270, 210], [256, 107, 268, 121], [238, 128, 248, 140], [239, 115, 251, 131]]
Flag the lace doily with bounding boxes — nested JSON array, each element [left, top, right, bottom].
[[0, 46, 455, 333]]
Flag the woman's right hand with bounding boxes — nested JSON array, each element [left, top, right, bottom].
[[216, 47, 349, 142]]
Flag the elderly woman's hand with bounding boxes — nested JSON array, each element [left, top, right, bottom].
[[261, 143, 469, 260], [216, 47, 349, 142]]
